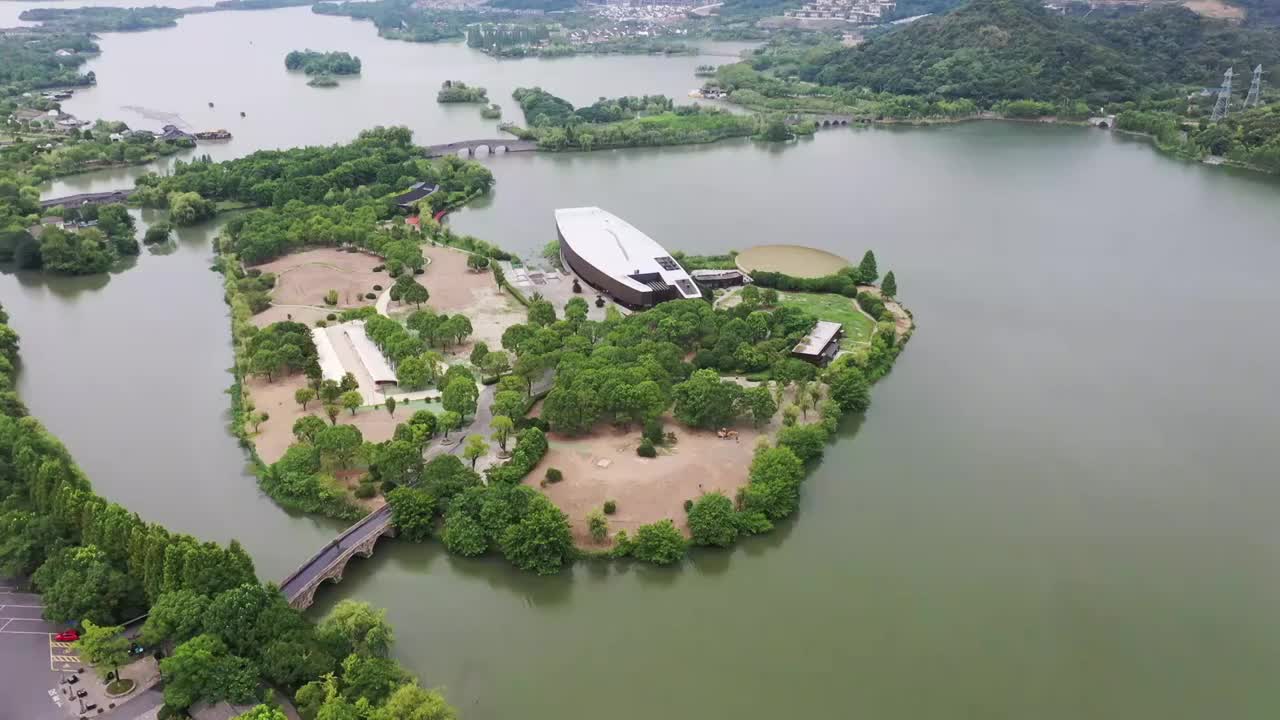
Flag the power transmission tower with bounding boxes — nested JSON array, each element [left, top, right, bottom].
[[1244, 64, 1263, 108], [1211, 67, 1234, 122]]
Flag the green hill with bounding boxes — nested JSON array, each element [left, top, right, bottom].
[[808, 0, 1280, 104]]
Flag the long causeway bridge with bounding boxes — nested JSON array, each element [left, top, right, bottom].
[[40, 189, 135, 210], [424, 138, 538, 158]]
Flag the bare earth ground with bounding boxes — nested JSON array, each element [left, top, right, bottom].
[[251, 304, 331, 328], [244, 371, 435, 464], [255, 248, 386, 309], [1181, 0, 1244, 19], [526, 422, 766, 548]]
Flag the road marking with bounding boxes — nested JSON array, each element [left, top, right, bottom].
[[52, 654, 78, 663], [51, 641, 73, 648], [0, 619, 10, 632], [0, 629, 50, 634]]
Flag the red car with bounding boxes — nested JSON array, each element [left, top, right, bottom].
[[54, 630, 78, 642]]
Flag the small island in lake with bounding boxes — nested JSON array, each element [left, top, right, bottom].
[[284, 49, 361, 76], [480, 103, 502, 119], [436, 80, 488, 103], [307, 75, 339, 88]]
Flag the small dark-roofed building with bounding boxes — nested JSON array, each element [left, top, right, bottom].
[[159, 124, 195, 142], [690, 268, 752, 289], [394, 181, 438, 209], [792, 320, 843, 366]]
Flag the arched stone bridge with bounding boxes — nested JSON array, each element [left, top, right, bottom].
[[786, 114, 863, 127], [424, 138, 538, 158], [279, 505, 396, 610]]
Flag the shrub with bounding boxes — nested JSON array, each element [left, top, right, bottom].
[[637, 439, 657, 458], [683, 499, 694, 512], [587, 510, 608, 542], [642, 417, 664, 446], [365, 292, 376, 300], [324, 289, 339, 306], [414, 268, 425, 275], [603, 500, 617, 515], [545, 468, 563, 483], [373, 284, 383, 291], [326, 313, 337, 321], [687, 491, 738, 547], [353, 482, 377, 499], [632, 519, 687, 565], [372, 264, 385, 272], [315, 320, 327, 328]]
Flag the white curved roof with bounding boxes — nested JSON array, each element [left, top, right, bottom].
[[344, 321, 397, 385], [555, 207, 700, 299]]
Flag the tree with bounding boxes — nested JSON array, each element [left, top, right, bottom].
[[492, 390, 525, 420], [499, 496, 573, 575], [687, 491, 738, 548], [828, 364, 870, 414], [740, 445, 804, 521], [384, 396, 397, 416], [481, 351, 511, 380], [168, 191, 216, 226], [325, 404, 341, 425], [315, 425, 363, 468], [76, 619, 131, 682], [469, 341, 490, 366], [776, 423, 828, 462], [338, 653, 406, 706], [143, 221, 172, 245], [761, 288, 779, 306], [401, 279, 430, 308], [439, 411, 461, 439], [33, 545, 130, 626], [386, 487, 436, 542], [160, 634, 258, 710], [441, 512, 487, 556], [139, 590, 211, 647], [296, 387, 317, 410], [490, 415, 515, 451], [855, 250, 877, 284], [316, 599, 394, 659], [340, 390, 363, 416], [369, 683, 457, 720], [587, 510, 608, 543], [444, 314, 472, 346], [236, 706, 289, 720], [293, 415, 328, 443], [527, 299, 556, 326], [442, 377, 478, 420], [463, 435, 488, 469], [632, 519, 687, 565], [740, 284, 761, 305], [564, 297, 589, 325], [396, 355, 431, 389], [881, 270, 897, 297], [250, 411, 270, 432], [672, 369, 744, 429], [743, 386, 777, 427]]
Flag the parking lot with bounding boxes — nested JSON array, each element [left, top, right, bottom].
[[0, 584, 80, 720]]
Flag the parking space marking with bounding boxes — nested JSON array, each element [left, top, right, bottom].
[[0, 618, 10, 632], [49, 633, 80, 671]]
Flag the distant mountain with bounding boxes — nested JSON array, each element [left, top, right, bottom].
[[808, 0, 1280, 104]]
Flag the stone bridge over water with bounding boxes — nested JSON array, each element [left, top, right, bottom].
[[786, 114, 863, 127], [279, 505, 396, 610], [424, 138, 538, 158]]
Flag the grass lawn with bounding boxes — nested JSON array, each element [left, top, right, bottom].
[[779, 291, 876, 347]]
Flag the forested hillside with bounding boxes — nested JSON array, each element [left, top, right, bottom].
[[806, 0, 1280, 104]]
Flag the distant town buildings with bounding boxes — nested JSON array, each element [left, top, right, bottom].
[[784, 0, 896, 23]]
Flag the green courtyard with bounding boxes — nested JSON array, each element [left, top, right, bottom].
[[778, 291, 876, 347]]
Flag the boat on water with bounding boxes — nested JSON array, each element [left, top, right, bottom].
[[195, 129, 232, 141]]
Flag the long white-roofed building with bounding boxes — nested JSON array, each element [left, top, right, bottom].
[[554, 207, 702, 308]]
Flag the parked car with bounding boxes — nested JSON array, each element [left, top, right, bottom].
[[54, 630, 79, 642]]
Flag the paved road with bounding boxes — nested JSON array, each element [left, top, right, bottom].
[[0, 584, 74, 720]]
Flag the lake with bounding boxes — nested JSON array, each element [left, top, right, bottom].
[[7, 6, 1280, 720]]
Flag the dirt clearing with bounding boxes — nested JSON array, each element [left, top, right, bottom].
[[255, 248, 386, 309]]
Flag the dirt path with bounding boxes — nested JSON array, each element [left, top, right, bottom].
[[857, 284, 913, 338]]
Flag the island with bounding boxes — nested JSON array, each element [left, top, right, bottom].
[[307, 75, 339, 88], [284, 49, 362, 76], [508, 87, 757, 150], [121, 128, 912, 575], [436, 80, 487, 103]]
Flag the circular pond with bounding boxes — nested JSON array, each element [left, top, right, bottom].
[[736, 244, 850, 278]]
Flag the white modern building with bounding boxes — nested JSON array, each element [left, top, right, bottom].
[[554, 206, 701, 308]]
